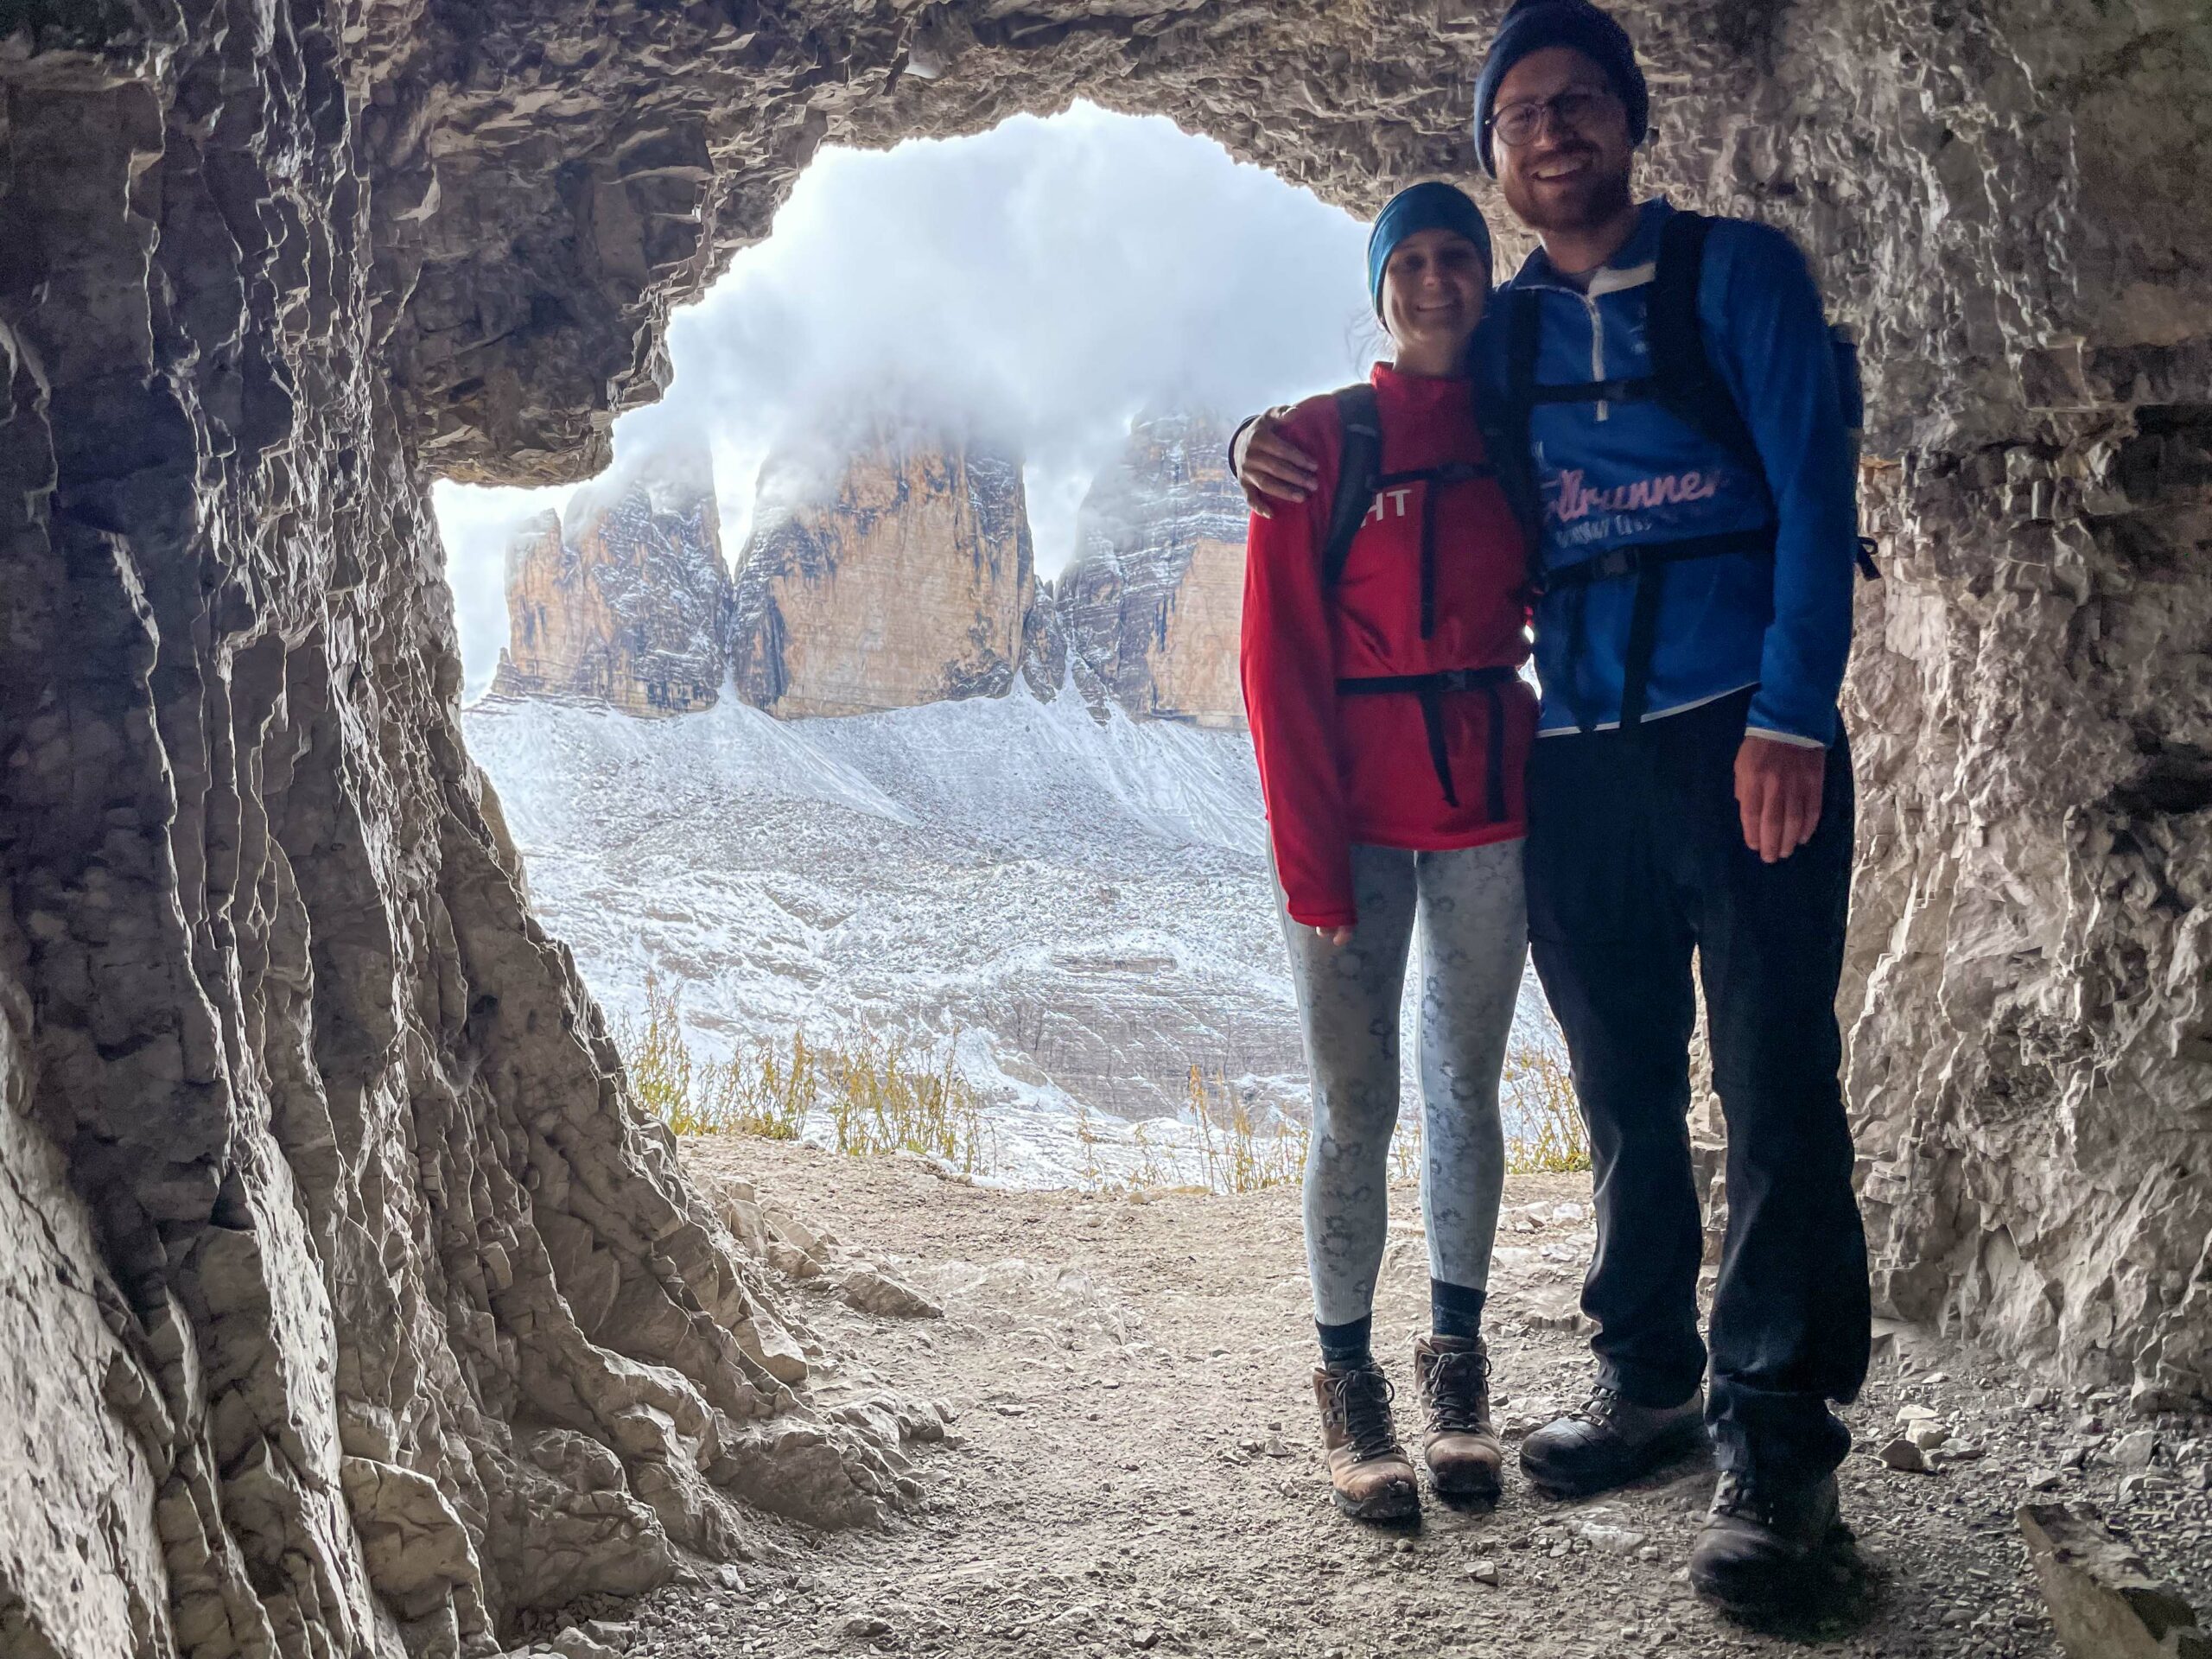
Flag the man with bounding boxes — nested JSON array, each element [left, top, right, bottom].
[[1234, 0, 1871, 1613]]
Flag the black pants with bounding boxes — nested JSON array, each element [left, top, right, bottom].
[[1525, 688, 1870, 1484]]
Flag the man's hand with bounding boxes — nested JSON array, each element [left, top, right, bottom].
[[1734, 734, 1826, 863], [1315, 924, 1355, 948], [1236, 407, 1319, 518]]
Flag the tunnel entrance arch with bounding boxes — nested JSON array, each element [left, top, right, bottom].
[[2, 0, 2207, 1649]]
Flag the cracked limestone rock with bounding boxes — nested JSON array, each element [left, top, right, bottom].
[[2018, 1504, 2211, 1659], [838, 1264, 945, 1321]]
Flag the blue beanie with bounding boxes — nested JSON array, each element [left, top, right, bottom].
[[1366, 182, 1493, 317], [1471, 0, 1649, 179]]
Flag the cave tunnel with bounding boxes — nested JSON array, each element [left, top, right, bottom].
[[0, 0, 2208, 1651]]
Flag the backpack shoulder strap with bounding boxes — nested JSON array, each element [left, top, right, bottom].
[[1320, 383, 1382, 591], [1505, 285, 1541, 424], [1648, 211, 1764, 483], [1487, 289, 1548, 565]]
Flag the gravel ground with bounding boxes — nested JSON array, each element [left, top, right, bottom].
[[606, 1138, 2211, 1659]]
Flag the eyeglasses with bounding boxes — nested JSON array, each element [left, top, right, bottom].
[[1491, 87, 1618, 149]]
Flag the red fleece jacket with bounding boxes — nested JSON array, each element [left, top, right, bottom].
[[1240, 363, 1535, 929]]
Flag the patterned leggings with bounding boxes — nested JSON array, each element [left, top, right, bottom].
[[1280, 840, 1527, 1328]]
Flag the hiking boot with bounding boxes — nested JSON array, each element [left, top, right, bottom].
[[1312, 1363, 1420, 1522], [1412, 1335, 1503, 1503], [1519, 1382, 1706, 1497], [1688, 1469, 1853, 1612]]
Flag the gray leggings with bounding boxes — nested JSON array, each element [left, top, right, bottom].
[[1281, 840, 1527, 1328]]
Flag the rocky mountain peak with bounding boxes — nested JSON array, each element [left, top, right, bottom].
[[492, 439, 731, 715], [728, 426, 1037, 717], [1052, 408, 1249, 730], [488, 411, 1257, 730]]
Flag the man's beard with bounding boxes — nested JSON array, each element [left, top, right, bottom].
[[1502, 149, 1634, 237]]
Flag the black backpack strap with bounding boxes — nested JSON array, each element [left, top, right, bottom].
[[1504, 288, 1541, 449], [1490, 290, 1547, 565], [1648, 212, 1765, 487], [1319, 383, 1382, 591]]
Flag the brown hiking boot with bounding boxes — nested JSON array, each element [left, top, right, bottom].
[[1412, 1335, 1503, 1503], [1312, 1363, 1420, 1522]]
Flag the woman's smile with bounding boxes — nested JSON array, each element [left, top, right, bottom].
[[1380, 225, 1489, 375]]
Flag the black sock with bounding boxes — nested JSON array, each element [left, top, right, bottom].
[[1316, 1313, 1374, 1370], [1431, 1278, 1486, 1342]]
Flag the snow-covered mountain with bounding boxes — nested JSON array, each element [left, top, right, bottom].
[[464, 682, 1557, 1186], [465, 686, 1299, 1180]]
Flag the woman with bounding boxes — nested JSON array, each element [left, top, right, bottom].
[[1240, 181, 1535, 1522]]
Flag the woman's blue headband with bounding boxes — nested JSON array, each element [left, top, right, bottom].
[[1366, 182, 1494, 316]]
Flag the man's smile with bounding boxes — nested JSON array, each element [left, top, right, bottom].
[[1531, 150, 1596, 182]]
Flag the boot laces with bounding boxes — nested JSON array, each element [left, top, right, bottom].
[[1426, 1346, 1491, 1434], [1710, 1469, 1772, 1523], [1329, 1366, 1404, 1463], [1569, 1383, 1624, 1428]]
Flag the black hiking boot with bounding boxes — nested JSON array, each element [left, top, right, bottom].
[[1519, 1382, 1705, 1497], [1688, 1469, 1853, 1613]]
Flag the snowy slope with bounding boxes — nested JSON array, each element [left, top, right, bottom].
[[463, 685, 1552, 1185]]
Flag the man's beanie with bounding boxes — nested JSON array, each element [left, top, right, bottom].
[[1367, 181, 1493, 317], [1471, 0, 1649, 178]]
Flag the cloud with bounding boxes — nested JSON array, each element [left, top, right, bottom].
[[434, 478, 565, 702], [439, 103, 1380, 700]]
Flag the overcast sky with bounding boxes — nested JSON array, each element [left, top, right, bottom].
[[435, 103, 1378, 700]]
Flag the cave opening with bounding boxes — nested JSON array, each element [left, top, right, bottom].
[[2, 3, 2208, 1655], [433, 103, 1583, 1192]]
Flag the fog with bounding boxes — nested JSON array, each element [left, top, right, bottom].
[[435, 103, 1378, 700]]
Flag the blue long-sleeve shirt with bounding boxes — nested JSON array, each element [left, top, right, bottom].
[[1475, 198, 1859, 747]]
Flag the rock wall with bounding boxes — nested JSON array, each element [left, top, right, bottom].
[[1, 2, 2207, 1656], [728, 433, 1034, 718], [491, 444, 729, 715], [1738, 3, 2212, 1410], [0, 10, 919, 1656], [1055, 412, 1250, 731]]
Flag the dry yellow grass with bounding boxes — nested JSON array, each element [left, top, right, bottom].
[[614, 975, 992, 1173], [820, 1029, 994, 1175], [1166, 1038, 1592, 1197], [621, 969, 1586, 1192], [1185, 1065, 1310, 1195]]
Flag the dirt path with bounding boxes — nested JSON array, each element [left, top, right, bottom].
[[608, 1139, 2211, 1659]]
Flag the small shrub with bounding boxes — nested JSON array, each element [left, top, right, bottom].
[[1128, 1120, 1173, 1190], [617, 972, 699, 1127], [1072, 1100, 1103, 1188], [1185, 1065, 1310, 1194], [1390, 1114, 1422, 1186], [1503, 1040, 1591, 1174], [821, 1029, 994, 1175]]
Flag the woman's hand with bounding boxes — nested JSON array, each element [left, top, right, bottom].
[[1315, 924, 1355, 948], [1236, 408, 1320, 517]]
